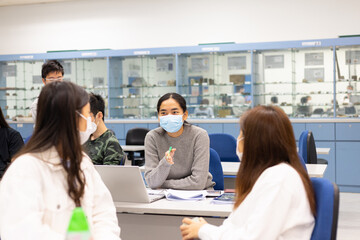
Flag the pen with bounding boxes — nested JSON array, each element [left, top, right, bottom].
[[169, 146, 172, 153]]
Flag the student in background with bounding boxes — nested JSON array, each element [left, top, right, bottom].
[[194, 99, 214, 118], [270, 96, 278, 105], [0, 107, 24, 178], [30, 60, 64, 123], [180, 105, 315, 240], [0, 82, 120, 239], [83, 93, 125, 165], [144, 93, 214, 190]]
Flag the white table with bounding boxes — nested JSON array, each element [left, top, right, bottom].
[[122, 145, 145, 151], [140, 162, 327, 178], [316, 147, 330, 155], [123, 146, 330, 155], [115, 198, 231, 240], [221, 162, 327, 177]]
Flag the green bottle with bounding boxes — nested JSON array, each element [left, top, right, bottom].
[[66, 207, 92, 240]]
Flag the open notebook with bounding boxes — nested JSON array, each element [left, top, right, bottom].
[[94, 165, 164, 203]]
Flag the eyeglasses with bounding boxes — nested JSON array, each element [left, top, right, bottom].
[[45, 77, 63, 82]]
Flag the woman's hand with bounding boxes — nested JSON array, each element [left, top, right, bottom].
[[180, 217, 207, 240], [165, 148, 176, 165]]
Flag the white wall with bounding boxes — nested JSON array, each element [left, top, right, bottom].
[[0, 0, 360, 55]]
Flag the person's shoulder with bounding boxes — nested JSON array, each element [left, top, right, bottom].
[[7, 153, 42, 174], [7, 127, 22, 138], [260, 163, 302, 186], [186, 124, 208, 136], [147, 127, 164, 138]]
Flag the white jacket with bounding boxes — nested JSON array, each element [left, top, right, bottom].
[[198, 163, 315, 240], [0, 147, 121, 240]]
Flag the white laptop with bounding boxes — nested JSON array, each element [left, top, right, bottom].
[[94, 165, 164, 203]]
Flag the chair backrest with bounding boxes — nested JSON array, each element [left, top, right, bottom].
[[299, 130, 319, 164], [298, 130, 309, 163], [209, 148, 224, 190], [310, 178, 339, 240], [126, 128, 150, 145], [307, 131, 318, 164], [209, 133, 239, 162]]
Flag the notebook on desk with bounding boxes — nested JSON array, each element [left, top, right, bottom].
[[94, 165, 164, 203]]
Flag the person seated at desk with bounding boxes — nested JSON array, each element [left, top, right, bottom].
[[83, 93, 125, 165], [30, 60, 64, 124], [194, 99, 214, 118], [144, 93, 215, 190], [0, 82, 120, 239], [0, 107, 24, 178], [180, 105, 315, 240]]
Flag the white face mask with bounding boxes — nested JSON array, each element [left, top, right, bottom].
[[236, 137, 244, 161], [77, 112, 97, 144]]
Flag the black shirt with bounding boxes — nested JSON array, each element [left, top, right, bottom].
[[0, 127, 24, 177]]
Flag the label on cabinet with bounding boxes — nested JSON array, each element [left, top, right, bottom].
[[134, 51, 150, 55], [301, 41, 321, 46]]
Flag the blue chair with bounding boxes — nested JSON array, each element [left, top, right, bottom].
[[299, 130, 327, 164], [209, 133, 239, 162], [209, 148, 224, 190], [24, 134, 32, 144], [310, 178, 339, 240]]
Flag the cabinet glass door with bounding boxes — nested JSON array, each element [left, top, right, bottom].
[[335, 46, 360, 117], [58, 58, 108, 116], [0, 60, 43, 120], [108, 55, 176, 119], [253, 47, 334, 117], [178, 51, 252, 119]]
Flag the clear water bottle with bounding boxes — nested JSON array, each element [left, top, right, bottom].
[[65, 207, 92, 240]]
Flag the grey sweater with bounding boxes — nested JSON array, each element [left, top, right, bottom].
[[144, 124, 215, 190]]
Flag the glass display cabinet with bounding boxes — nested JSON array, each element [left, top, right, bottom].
[[1, 37, 360, 120], [178, 51, 252, 119], [253, 47, 334, 118], [108, 55, 176, 119]]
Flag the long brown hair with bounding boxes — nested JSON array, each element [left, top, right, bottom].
[[13, 81, 89, 207], [234, 106, 316, 215]]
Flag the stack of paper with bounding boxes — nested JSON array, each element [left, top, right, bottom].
[[164, 189, 207, 201]]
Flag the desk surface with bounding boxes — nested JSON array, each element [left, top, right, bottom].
[[221, 162, 327, 178], [315, 147, 330, 155], [122, 145, 145, 151], [140, 162, 327, 178], [115, 197, 232, 217], [123, 145, 330, 155]]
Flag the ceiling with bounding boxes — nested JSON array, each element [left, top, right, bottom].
[[0, 0, 76, 7]]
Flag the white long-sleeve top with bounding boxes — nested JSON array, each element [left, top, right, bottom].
[[199, 163, 315, 240], [0, 147, 121, 240]]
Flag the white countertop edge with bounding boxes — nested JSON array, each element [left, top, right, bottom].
[[7, 118, 360, 124]]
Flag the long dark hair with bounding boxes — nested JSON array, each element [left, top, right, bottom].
[[0, 107, 10, 128], [14, 81, 89, 206], [157, 92, 187, 113], [234, 106, 316, 215]]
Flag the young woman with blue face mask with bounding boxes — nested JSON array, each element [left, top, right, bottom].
[[144, 93, 215, 190], [0, 81, 120, 240]]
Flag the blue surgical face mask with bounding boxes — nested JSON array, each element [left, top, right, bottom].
[[159, 114, 184, 133]]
